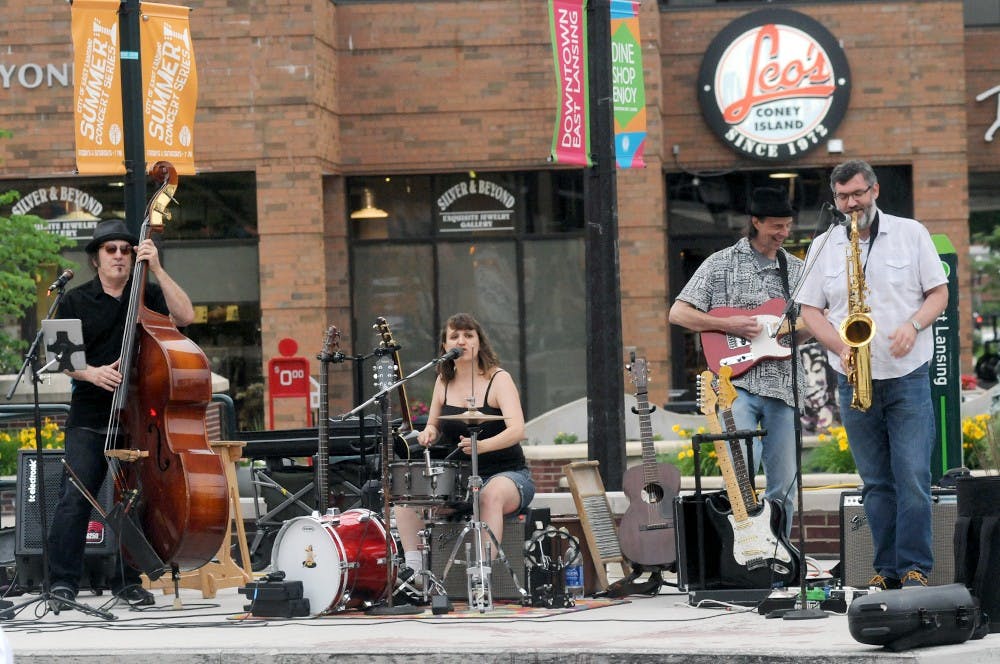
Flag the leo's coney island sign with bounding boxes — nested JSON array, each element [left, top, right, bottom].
[[698, 9, 851, 162]]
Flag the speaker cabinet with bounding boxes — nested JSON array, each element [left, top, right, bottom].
[[840, 490, 957, 587], [429, 510, 544, 601], [14, 449, 116, 590]]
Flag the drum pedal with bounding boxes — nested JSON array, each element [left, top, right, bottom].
[[431, 594, 453, 615]]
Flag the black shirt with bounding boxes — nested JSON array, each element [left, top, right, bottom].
[[57, 275, 169, 429], [436, 370, 526, 477]]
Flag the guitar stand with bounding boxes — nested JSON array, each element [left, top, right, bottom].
[[602, 563, 667, 598], [686, 428, 760, 602]]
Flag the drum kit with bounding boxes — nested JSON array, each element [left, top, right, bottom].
[[267, 407, 527, 615]]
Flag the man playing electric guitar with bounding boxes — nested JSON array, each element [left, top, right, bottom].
[[669, 187, 810, 537]]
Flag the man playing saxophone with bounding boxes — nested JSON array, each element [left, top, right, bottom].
[[797, 160, 948, 590]]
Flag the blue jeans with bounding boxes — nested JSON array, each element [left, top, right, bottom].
[[47, 427, 139, 593], [729, 388, 798, 537], [484, 467, 535, 513], [838, 363, 934, 579]]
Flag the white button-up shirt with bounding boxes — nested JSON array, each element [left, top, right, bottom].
[[795, 209, 947, 380]]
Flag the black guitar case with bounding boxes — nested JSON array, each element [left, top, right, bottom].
[[847, 583, 990, 651]]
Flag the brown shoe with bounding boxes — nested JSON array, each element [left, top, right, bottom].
[[867, 574, 900, 590], [900, 570, 929, 588]]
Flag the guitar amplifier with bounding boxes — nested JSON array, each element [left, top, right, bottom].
[[429, 510, 544, 601], [840, 490, 957, 587], [673, 492, 727, 591]]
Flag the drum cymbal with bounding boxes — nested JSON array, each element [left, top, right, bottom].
[[437, 410, 509, 424]]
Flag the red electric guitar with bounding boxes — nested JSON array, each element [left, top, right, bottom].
[[700, 298, 792, 377]]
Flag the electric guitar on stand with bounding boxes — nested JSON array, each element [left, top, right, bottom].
[[373, 316, 414, 458], [606, 355, 681, 598], [700, 298, 792, 377], [315, 325, 341, 513], [698, 367, 798, 588]]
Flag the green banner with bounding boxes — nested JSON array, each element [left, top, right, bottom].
[[930, 234, 961, 481]]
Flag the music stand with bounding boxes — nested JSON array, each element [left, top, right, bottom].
[[41, 319, 86, 373], [3, 304, 115, 621]]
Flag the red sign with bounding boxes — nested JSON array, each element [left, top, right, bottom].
[[267, 356, 310, 397]]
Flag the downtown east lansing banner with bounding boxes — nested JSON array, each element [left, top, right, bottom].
[[548, 0, 590, 166], [71, 1, 197, 176]]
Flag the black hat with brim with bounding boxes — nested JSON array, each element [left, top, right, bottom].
[[85, 219, 139, 253], [749, 187, 795, 218]]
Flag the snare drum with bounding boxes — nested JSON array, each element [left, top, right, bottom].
[[270, 508, 396, 613], [390, 460, 468, 505]]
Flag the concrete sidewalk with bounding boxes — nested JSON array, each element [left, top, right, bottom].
[[2, 582, 997, 663]]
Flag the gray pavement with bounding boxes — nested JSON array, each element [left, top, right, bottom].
[[2, 583, 998, 663]]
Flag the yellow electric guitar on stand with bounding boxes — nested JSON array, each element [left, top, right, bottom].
[[698, 367, 798, 588]]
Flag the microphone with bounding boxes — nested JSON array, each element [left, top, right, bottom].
[[822, 202, 848, 227], [47, 269, 74, 295], [434, 347, 464, 363]]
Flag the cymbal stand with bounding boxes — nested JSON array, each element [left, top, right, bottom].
[[340, 350, 444, 616]]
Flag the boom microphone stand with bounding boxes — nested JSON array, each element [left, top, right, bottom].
[[341, 348, 451, 616], [2, 288, 115, 621], [772, 206, 845, 621]]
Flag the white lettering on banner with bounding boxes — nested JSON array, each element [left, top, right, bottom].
[[556, 6, 584, 150], [76, 18, 118, 145], [975, 84, 1000, 142], [146, 22, 193, 146], [933, 327, 948, 386], [0, 63, 71, 89]]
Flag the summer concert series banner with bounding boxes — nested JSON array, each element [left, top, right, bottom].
[[71, 1, 197, 175], [548, 0, 590, 166], [72, 0, 125, 175]]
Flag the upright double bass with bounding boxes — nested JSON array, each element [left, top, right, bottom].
[[106, 161, 228, 573]]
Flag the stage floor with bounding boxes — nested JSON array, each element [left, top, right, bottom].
[[2, 582, 998, 663]]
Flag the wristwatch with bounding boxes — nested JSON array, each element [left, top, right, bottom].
[[910, 319, 922, 332]]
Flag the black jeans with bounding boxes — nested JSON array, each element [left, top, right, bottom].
[[46, 426, 140, 593]]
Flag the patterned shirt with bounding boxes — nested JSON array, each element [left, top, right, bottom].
[[676, 237, 806, 408]]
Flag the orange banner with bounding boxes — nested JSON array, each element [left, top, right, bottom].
[[140, 2, 197, 175], [71, 0, 126, 175]]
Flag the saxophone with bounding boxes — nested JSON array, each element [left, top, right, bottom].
[[839, 211, 875, 411]]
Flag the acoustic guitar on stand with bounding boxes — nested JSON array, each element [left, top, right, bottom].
[[618, 355, 681, 569], [697, 366, 798, 588], [315, 325, 341, 513], [700, 298, 792, 377]]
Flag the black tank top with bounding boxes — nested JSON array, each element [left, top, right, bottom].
[[436, 370, 526, 477]]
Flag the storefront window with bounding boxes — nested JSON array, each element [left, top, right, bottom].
[[348, 170, 585, 420], [1, 171, 262, 421]]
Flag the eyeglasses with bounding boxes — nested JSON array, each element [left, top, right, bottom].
[[833, 185, 872, 203], [102, 243, 133, 255]]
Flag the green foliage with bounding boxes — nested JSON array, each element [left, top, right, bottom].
[[552, 431, 579, 445], [0, 418, 65, 475], [665, 424, 721, 476], [803, 426, 858, 474], [0, 190, 75, 372]]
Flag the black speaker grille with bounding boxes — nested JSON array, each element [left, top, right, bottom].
[[429, 516, 528, 601], [15, 449, 116, 555], [840, 490, 957, 587]]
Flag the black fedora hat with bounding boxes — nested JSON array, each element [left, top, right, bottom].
[[749, 187, 795, 218], [85, 219, 139, 253]]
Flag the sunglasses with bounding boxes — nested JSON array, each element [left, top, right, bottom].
[[102, 243, 133, 255]]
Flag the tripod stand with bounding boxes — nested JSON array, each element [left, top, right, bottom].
[[2, 296, 115, 621], [436, 414, 527, 613]]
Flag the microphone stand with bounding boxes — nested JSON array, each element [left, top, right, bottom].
[[2, 290, 116, 621], [772, 207, 843, 621], [340, 352, 445, 616]]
